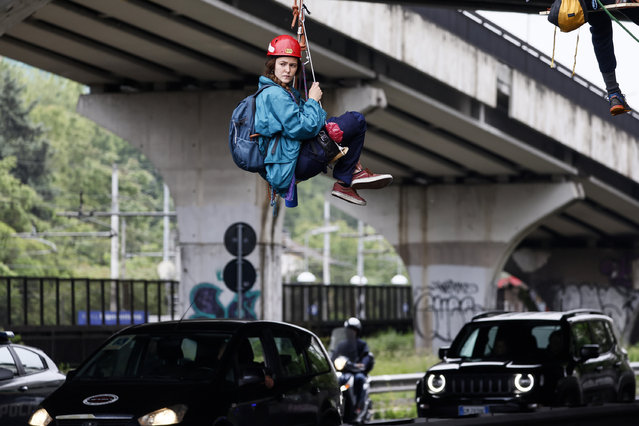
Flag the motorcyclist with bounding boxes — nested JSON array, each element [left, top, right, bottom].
[[335, 317, 374, 415]]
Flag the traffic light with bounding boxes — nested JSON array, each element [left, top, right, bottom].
[[223, 222, 256, 318]]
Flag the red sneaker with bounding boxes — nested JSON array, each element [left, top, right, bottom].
[[351, 168, 393, 190], [331, 182, 366, 206]]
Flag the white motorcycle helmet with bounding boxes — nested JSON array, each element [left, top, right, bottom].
[[344, 317, 362, 335]]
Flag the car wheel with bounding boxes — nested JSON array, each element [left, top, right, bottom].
[[558, 389, 581, 407], [319, 410, 341, 426], [618, 382, 636, 402]]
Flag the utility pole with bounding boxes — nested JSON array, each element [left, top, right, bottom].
[[323, 201, 330, 285], [357, 219, 364, 280], [110, 164, 119, 311], [163, 184, 170, 263], [111, 164, 119, 280]]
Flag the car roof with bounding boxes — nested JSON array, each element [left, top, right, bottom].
[[115, 318, 315, 336], [471, 309, 611, 323]]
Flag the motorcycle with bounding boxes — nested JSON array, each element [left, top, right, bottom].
[[329, 327, 373, 425]]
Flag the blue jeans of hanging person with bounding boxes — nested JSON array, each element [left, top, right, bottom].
[[589, 0, 639, 74], [295, 111, 366, 186]]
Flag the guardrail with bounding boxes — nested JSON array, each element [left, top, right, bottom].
[[369, 362, 639, 394], [370, 372, 423, 394]]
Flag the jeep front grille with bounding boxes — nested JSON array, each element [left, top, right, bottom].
[[447, 374, 513, 395]]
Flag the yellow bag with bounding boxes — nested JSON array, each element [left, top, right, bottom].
[[548, 0, 589, 32]]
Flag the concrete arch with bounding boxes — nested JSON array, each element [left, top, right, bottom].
[[329, 180, 585, 349]]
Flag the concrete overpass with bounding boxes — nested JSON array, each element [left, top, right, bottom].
[[1, 0, 638, 349]]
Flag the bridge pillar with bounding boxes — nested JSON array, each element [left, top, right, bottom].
[[77, 90, 283, 321], [330, 181, 584, 350]]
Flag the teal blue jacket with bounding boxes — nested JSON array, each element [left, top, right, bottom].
[[254, 76, 326, 196]]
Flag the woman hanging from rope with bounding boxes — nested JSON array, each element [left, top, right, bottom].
[[254, 34, 393, 207]]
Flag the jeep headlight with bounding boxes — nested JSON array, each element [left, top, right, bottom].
[[426, 373, 446, 394], [28, 408, 53, 426], [138, 405, 187, 425], [514, 373, 534, 393]]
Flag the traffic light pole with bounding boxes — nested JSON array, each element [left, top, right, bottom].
[[237, 223, 243, 319]]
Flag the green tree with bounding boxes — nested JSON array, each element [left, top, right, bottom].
[[0, 65, 49, 192], [0, 58, 170, 278]]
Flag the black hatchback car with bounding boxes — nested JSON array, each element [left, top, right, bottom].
[[0, 331, 66, 426], [416, 309, 636, 417], [28, 320, 342, 426]]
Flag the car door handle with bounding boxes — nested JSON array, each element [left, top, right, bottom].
[[18, 385, 28, 392], [595, 366, 604, 371]]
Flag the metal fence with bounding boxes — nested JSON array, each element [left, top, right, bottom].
[[0, 277, 412, 330], [282, 283, 413, 334], [0, 276, 179, 327]]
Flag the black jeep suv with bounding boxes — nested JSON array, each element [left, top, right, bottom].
[[416, 309, 636, 417]]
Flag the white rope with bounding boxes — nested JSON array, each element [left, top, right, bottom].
[[299, 5, 317, 83]]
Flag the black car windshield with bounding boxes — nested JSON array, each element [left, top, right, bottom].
[[448, 321, 565, 362], [74, 332, 231, 381]]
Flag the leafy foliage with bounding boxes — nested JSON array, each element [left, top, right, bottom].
[[0, 59, 171, 278]]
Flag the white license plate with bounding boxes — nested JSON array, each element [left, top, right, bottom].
[[458, 405, 489, 416]]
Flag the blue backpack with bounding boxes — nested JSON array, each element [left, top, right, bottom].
[[228, 84, 274, 174]]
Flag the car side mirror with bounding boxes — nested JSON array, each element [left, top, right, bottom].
[[238, 366, 265, 387], [0, 367, 13, 380], [580, 344, 599, 360], [438, 346, 450, 360], [65, 369, 77, 380]]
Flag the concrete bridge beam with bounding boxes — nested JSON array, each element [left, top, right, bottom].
[[0, 0, 51, 35], [330, 181, 585, 350], [323, 86, 388, 116], [77, 90, 283, 321]]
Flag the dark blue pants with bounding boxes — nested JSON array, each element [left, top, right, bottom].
[[353, 372, 367, 409], [589, 1, 639, 74], [295, 111, 366, 186]]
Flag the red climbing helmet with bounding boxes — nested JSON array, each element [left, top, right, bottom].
[[267, 34, 301, 58]]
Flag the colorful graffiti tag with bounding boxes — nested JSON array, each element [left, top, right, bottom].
[[189, 282, 260, 319]]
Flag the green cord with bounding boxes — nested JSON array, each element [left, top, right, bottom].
[[595, 0, 639, 43]]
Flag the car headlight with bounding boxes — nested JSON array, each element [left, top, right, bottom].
[[514, 373, 534, 393], [28, 408, 53, 426], [426, 374, 446, 394], [138, 405, 187, 425]]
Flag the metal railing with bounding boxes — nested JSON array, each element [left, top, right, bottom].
[[282, 283, 413, 333], [0, 276, 179, 327]]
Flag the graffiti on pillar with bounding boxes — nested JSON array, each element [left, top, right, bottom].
[[599, 254, 636, 288], [189, 282, 260, 320], [551, 282, 639, 338], [413, 278, 484, 345]]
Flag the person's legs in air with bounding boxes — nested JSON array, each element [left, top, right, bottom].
[[589, 1, 632, 115], [326, 112, 392, 205]]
